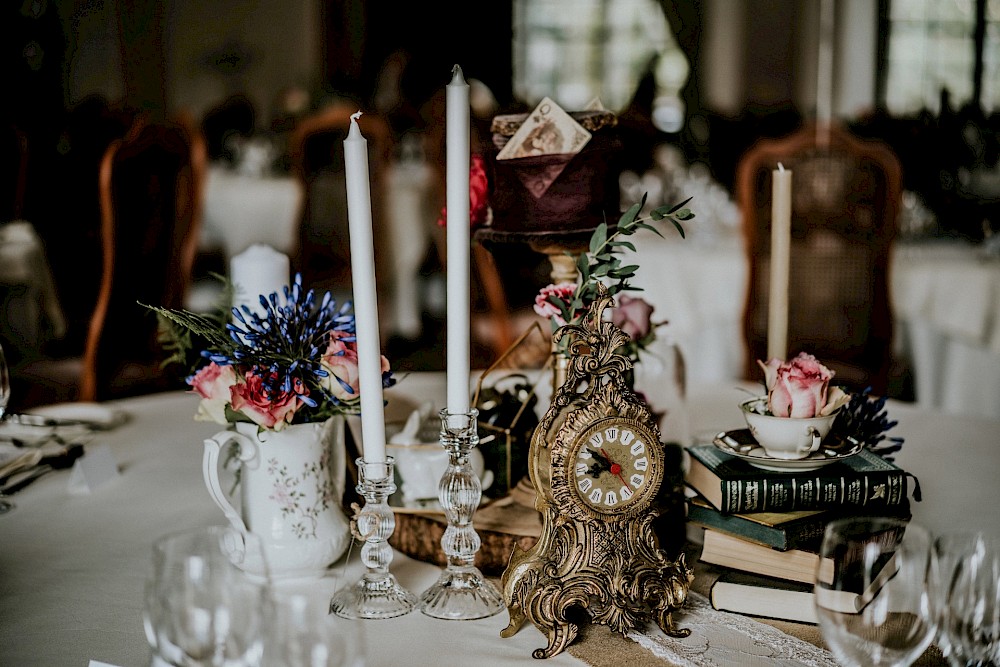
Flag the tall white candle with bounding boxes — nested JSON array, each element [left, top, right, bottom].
[[768, 163, 792, 361], [343, 112, 387, 465], [230, 243, 289, 318], [446, 64, 471, 414]]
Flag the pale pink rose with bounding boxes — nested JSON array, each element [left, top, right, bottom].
[[757, 352, 839, 418], [820, 386, 851, 416], [533, 282, 577, 325], [229, 368, 303, 430], [189, 362, 238, 425], [611, 295, 655, 340], [320, 331, 389, 403]]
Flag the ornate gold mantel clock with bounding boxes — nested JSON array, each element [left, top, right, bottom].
[[500, 287, 693, 659]]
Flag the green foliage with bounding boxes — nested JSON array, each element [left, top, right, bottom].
[[560, 194, 693, 325], [145, 273, 234, 373]]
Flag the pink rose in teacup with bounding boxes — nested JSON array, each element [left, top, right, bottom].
[[758, 353, 848, 419], [743, 353, 850, 459]]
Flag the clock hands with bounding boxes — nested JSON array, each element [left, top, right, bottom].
[[601, 448, 633, 492], [585, 448, 613, 478], [585, 447, 633, 491]]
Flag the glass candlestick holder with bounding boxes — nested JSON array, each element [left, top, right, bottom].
[[330, 456, 417, 619], [418, 409, 504, 620]]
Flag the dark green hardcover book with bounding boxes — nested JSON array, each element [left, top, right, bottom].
[[687, 496, 830, 551], [685, 443, 908, 514], [687, 495, 912, 552]]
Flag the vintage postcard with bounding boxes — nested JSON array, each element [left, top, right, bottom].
[[496, 97, 591, 161]]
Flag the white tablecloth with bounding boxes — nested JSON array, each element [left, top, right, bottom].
[[626, 233, 1000, 419], [1, 373, 995, 665], [0, 383, 583, 667]]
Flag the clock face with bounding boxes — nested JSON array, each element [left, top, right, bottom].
[[568, 417, 661, 516]]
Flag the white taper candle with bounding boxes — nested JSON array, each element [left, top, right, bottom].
[[768, 163, 792, 361], [343, 111, 387, 465], [446, 64, 471, 414]]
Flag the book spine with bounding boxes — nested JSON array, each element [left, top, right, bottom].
[[688, 504, 827, 551], [687, 504, 789, 550], [722, 469, 907, 514]]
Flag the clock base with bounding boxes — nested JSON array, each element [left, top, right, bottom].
[[500, 505, 693, 659]]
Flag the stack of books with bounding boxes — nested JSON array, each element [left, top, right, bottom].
[[685, 440, 910, 624]]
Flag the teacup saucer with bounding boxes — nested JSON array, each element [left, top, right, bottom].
[[712, 428, 864, 472]]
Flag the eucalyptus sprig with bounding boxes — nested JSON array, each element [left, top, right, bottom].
[[547, 193, 693, 325]]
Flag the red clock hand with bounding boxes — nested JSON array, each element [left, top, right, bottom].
[[601, 448, 632, 491]]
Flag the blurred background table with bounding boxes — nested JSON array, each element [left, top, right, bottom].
[[627, 232, 1000, 420], [200, 164, 303, 261]]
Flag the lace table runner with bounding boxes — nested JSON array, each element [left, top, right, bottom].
[[625, 592, 840, 667]]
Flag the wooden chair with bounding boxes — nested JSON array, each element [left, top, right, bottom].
[[286, 105, 395, 299], [735, 121, 903, 396], [80, 112, 207, 401]]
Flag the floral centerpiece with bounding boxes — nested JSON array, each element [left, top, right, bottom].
[[147, 273, 395, 431], [440, 154, 692, 365], [145, 273, 396, 580]]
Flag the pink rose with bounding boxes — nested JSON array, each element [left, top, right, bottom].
[[229, 368, 304, 430], [189, 362, 238, 424], [533, 282, 577, 325], [611, 295, 655, 340], [320, 331, 389, 403], [758, 352, 847, 418]]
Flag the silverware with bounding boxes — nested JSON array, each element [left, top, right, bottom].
[[1, 464, 53, 495]]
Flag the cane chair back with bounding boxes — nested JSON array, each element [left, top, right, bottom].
[[735, 121, 903, 395]]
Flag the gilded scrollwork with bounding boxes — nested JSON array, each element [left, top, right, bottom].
[[500, 288, 693, 659]]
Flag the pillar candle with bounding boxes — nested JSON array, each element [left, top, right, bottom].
[[767, 163, 792, 361], [230, 243, 289, 318], [343, 112, 387, 465], [446, 64, 471, 414]]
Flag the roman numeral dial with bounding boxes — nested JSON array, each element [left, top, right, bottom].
[[570, 418, 660, 516]]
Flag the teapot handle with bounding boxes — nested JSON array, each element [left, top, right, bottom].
[[202, 429, 258, 536]]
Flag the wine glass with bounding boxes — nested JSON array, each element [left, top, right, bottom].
[[261, 591, 366, 666], [815, 516, 936, 667], [933, 533, 1000, 666], [928, 532, 982, 662], [0, 341, 13, 514], [143, 525, 270, 666]]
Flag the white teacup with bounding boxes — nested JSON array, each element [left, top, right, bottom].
[[388, 443, 493, 501], [740, 397, 840, 460]]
